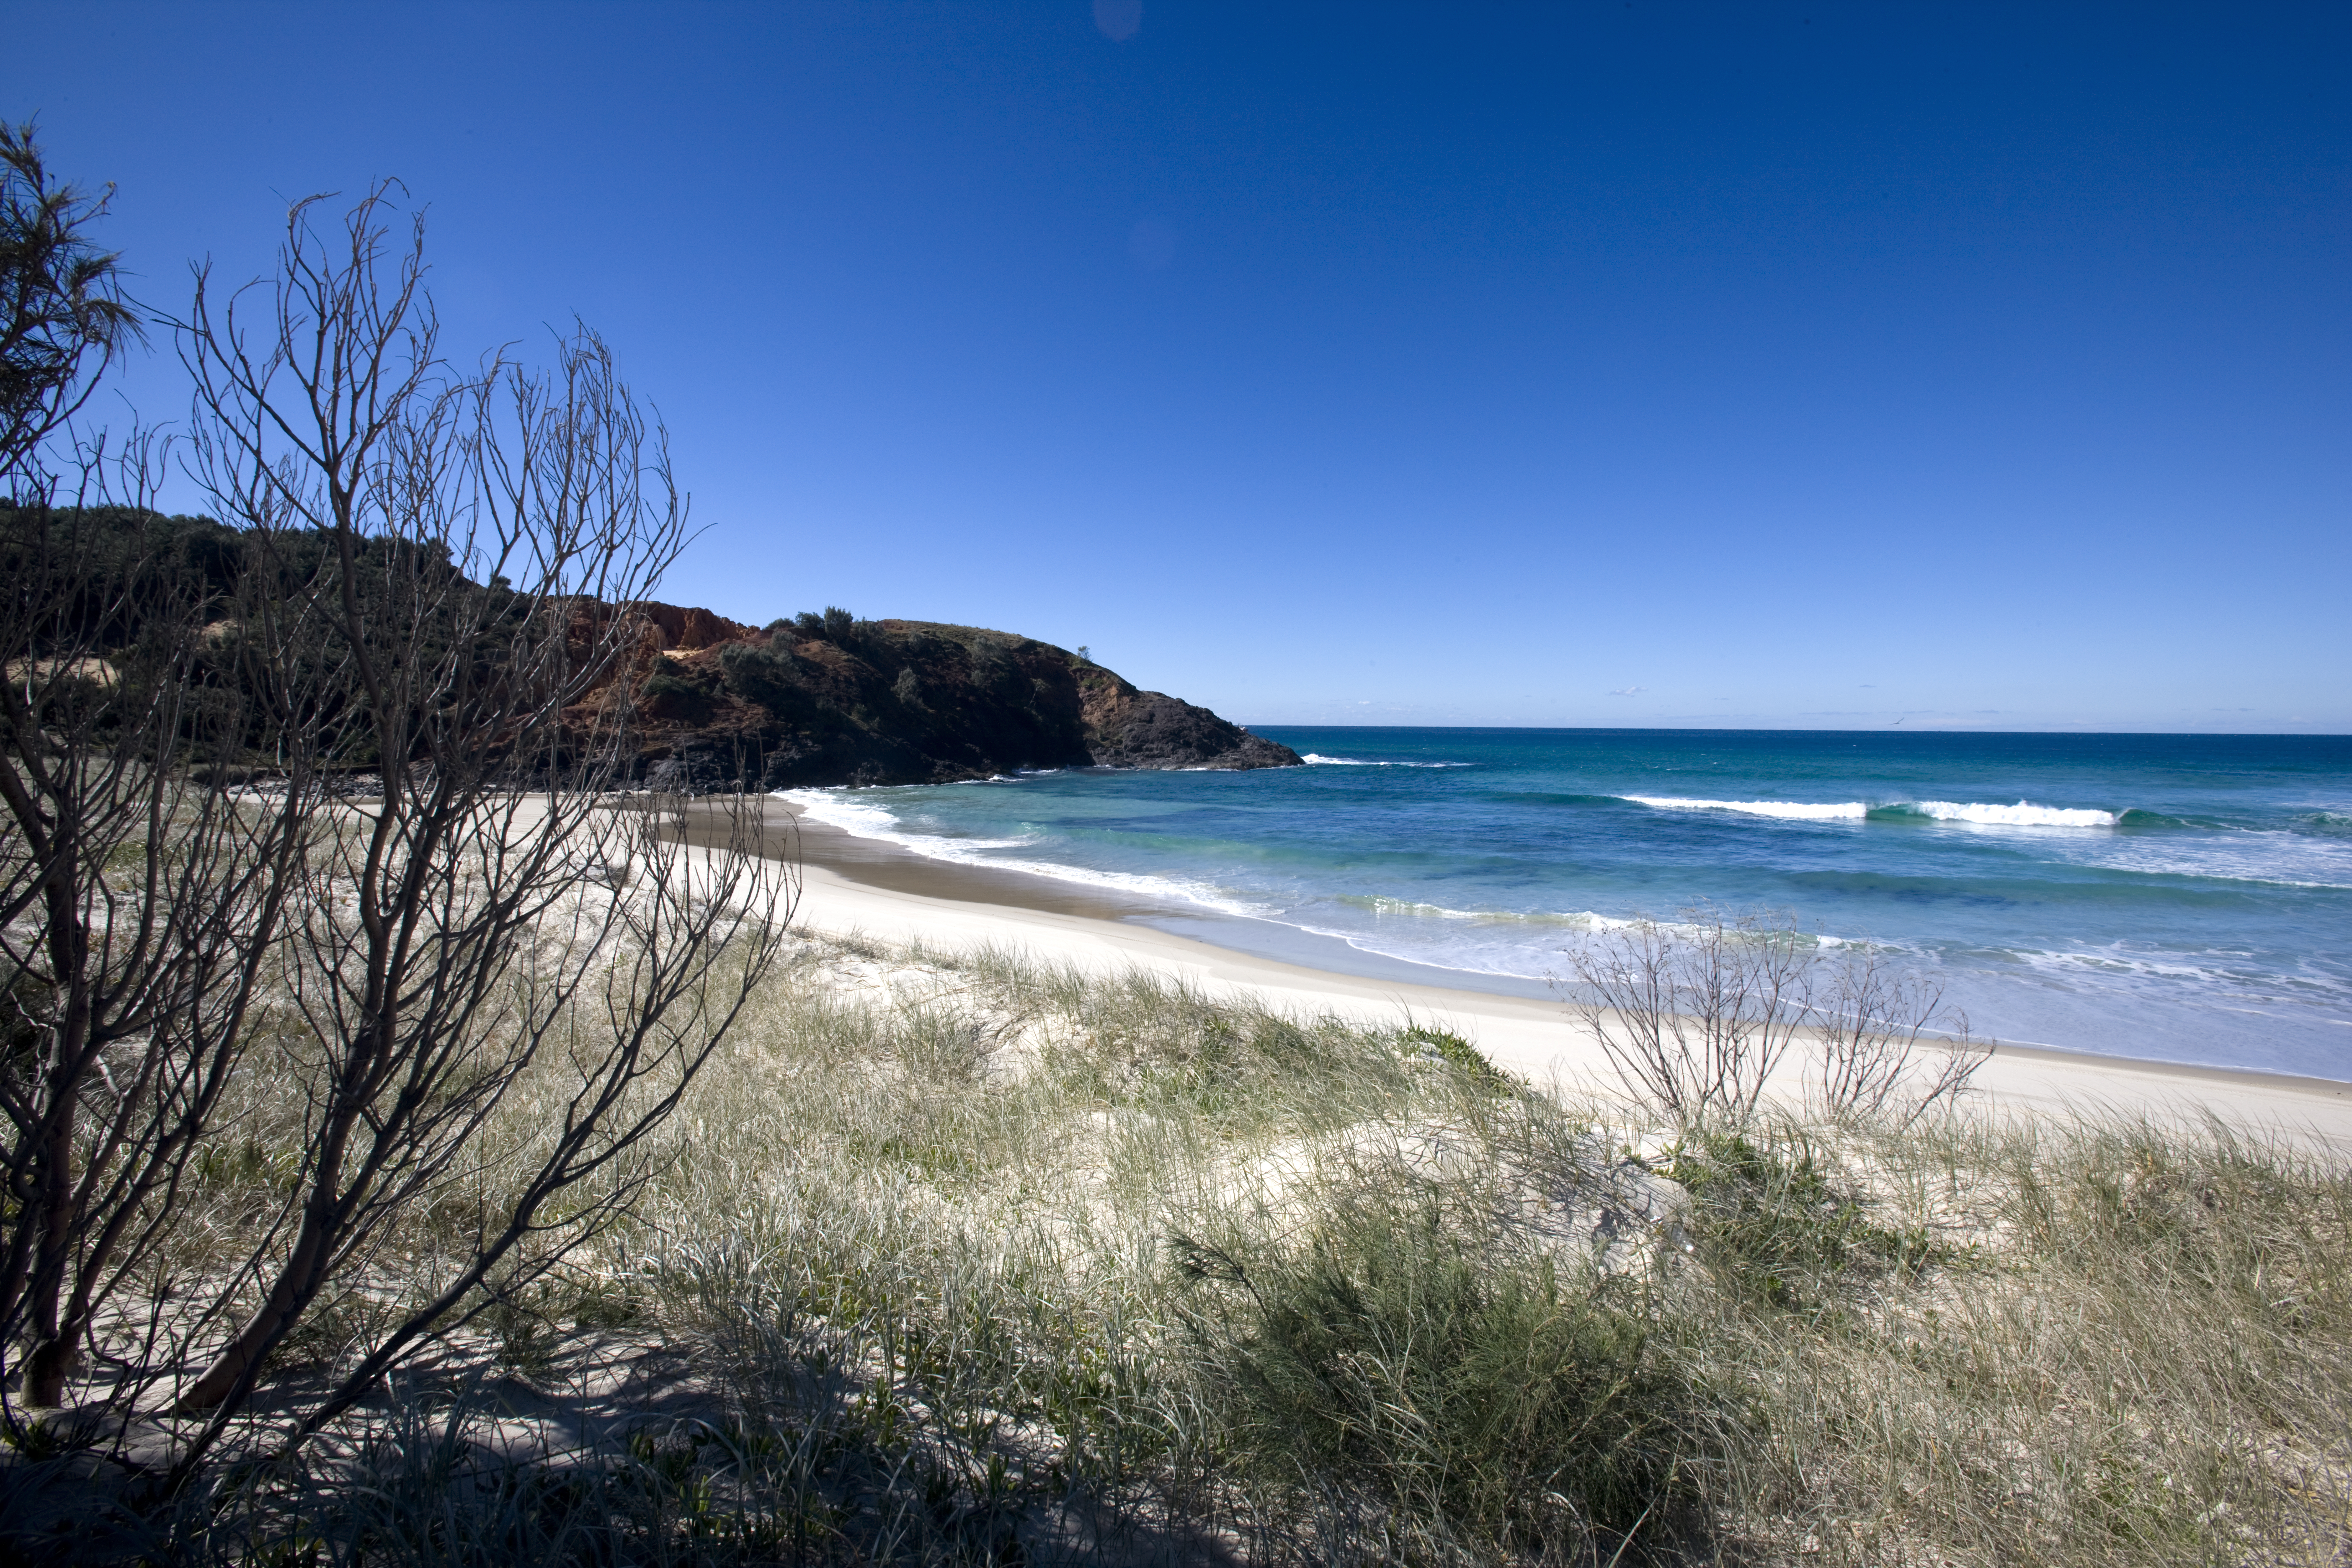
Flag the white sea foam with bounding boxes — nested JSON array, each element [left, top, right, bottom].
[[1627, 796, 1869, 820], [779, 791, 1032, 850], [1336, 896, 1865, 950], [1911, 800, 2118, 828], [1291, 908, 1862, 983], [2067, 836, 2352, 891], [1627, 796, 2126, 828], [1287, 921, 1555, 980], [1302, 754, 1472, 768], [2006, 943, 2352, 1004], [774, 789, 1264, 916], [1345, 895, 1602, 926]]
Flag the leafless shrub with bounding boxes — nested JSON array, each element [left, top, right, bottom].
[[0, 172, 795, 1487], [1566, 909, 1991, 1132], [0, 472, 319, 1414], [1566, 908, 1813, 1130], [1809, 941, 1992, 1128], [144, 183, 796, 1477], [0, 122, 315, 1420]]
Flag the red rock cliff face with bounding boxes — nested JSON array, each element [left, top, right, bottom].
[[563, 603, 1300, 789], [639, 603, 756, 652]]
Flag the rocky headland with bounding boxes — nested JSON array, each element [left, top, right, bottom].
[[599, 603, 1302, 789]]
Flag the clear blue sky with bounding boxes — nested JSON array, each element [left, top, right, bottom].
[[10, 2, 2346, 731]]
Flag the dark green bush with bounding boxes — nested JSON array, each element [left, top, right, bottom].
[[717, 641, 814, 720], [640, 661, 716, 721], [1674, 1130, 1938, 1314]]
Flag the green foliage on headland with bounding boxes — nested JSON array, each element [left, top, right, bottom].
[[668, 606, 1301, 787], [704, 612, 1098, 786]]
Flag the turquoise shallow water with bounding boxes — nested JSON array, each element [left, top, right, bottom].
[[783, 729, 2352, 1080]]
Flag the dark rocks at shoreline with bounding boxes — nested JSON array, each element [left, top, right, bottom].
[[1075, 666, 1300, 771]]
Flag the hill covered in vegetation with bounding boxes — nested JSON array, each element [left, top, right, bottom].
[[1, 503, 1301, 788], [621, 601, 1301, 787]]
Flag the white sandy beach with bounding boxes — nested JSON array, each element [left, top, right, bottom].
[[706, 799, 2352, 1147]]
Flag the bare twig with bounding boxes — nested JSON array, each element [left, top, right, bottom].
[[1566, 908, 1811, 1131], [1566, 909, 1988, 1131]]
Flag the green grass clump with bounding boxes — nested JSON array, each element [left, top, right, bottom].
[[1177, 1191, 1696, 1560], [1403, 1022, 1516, 1098], [1672, 1128, 1943, 1314], [1673, 1114, 2352, 1567]]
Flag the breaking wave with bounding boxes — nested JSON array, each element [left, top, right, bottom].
[[1629, 796, 2129, 828], [774, 789, 1264, 916], [1628, 796, 1868, 820], [1338, 895, 1597, 926], [1304, 754, 1474, 768], [1883, 801, 2120, 828]]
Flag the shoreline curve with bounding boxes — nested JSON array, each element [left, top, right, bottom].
[[676, 797, 2352, 1145]]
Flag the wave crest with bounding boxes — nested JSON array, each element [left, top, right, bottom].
[[1630, 795, 2124, 828], [1903, 800, 2120, 828], [1303, 754, 1473, 768], [1628, 796, 1868, 820]]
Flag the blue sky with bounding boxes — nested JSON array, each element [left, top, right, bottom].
[[10, 2, 2346, 731]]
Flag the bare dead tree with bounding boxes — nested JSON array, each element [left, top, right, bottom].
[[1566, 910, 1992, 1132], [158, 184, 792, 1476], [1567, 909, 1813, 1131], [0, 123, 330, 1424], [1808, 943, 1992, 1128], [0, 461, 328, 1418]]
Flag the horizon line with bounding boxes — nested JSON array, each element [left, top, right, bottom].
[[1240, 722, 2350, 739]]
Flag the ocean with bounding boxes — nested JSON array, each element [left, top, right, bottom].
[[781, 728, 2352, 1081]]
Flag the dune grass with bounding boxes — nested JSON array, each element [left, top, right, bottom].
[[12, 933, 2349, 1565]]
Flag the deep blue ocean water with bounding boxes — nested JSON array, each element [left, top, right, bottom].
[[784, 729, 2352, 1080]]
